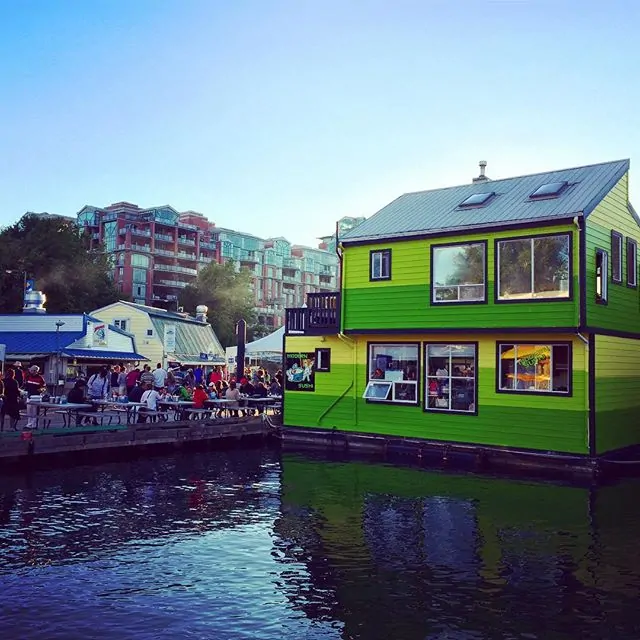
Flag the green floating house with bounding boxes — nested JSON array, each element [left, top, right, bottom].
[[282, 159, 640, 468]]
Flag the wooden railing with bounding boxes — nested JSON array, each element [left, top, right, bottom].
[[285, 292, 340, 335]]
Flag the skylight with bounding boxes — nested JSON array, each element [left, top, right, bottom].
[[530, 181, 568, 199], [459, 192, 495, 207]]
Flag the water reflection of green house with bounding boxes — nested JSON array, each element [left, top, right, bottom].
[[278, 454, 640, 639]]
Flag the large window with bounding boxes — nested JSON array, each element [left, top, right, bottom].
[[425, 344, 476, 413], [596, 249, 608, 304], [611, 231, 623, 283], [432, 242, 486, 303], [131, 253, 150, 268], [370, 249, 391, 281], [363, 343, 418, 404], [498, 343, 570, 394], [627, 238, 637, 288], [497, 234, 570, 301]]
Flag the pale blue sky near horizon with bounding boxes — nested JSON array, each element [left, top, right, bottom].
[[0, 0, 638, 247]]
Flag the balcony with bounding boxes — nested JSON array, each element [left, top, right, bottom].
[[154, 248, 175, 257], [155, 263, 198, 276], [155, 233, 174, 243], [131, 243, 151, 252], [200, 241, 216, 250], [156, 279, 189, 288], [285, 292, 340, 335], [176, 251, 197, 261], [177, 236, 196, 246]]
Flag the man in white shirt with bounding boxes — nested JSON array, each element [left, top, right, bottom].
[[152, 363, 168, 391], [138, 383, 162, 422]]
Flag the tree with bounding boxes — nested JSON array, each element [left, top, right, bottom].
[[0, 214, 121, 313], [180, 260, 256, 347]]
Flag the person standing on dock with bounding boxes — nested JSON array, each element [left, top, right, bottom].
[[0, 368, 21, 431], [152, 363, 168, 391]]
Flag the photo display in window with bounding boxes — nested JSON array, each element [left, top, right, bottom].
[[498, 235, 570, 300], [363, 343, 418, 404], [426, 344, 476, 413], [432, 243, 485, 303], [499, 344, 569, 393]]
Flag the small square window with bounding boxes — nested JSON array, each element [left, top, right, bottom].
[[529, 181, 568, 199], [315, 348, 331, 372], [370, 249, 391, 281], [459, 192, 495, 207], [146, 329, 154, 337]]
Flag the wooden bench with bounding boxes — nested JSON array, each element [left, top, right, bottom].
[[75, 411, 124, 426], [188, 408, 213, 421], [135, 410, 169, 423]]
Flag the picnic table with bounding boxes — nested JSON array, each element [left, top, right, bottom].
[[91, 400, 147, 424], [26, 401, 93, 429]]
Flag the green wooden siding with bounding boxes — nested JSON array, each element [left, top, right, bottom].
[[585, 172, 640, 333], [342, 224, 579, 331], [595, 334, 640, 454], [284, 334, 588, 454]]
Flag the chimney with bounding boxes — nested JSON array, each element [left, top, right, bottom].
[[23, 290, 47, 314], [195, 304, 209, 323], [472, 160, 490, 183]]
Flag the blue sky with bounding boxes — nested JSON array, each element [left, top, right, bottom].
[[0, 0, 638, 246]]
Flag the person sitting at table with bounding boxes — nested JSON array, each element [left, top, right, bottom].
[[128, 380, 144, 403], [225, 380, 242, 418], [268, 379, 282, 396], [177, 384, 192, 401], [192, 384, 208, 409], [67, 380, 88, 426], [138, 383, 161, 423], [239, 377, 255, 415]]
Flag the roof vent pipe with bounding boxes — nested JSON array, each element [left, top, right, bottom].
[[472, 160, 490, 183]]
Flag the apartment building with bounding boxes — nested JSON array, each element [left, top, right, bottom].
[[78, 202, 356, 328]]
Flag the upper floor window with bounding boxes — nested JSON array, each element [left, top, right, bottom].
[[131, 253, 150, 268], [113, 319, 129, 332], [498, 343, 571, 395], [370, 249, 391, 281], [596, 249, 608, 304], [432, 242, 486, 304], [611, 231, 623, 283], [627, 238, 637, 288], [497, 233, 570, 301], [363, 343, 418, 404]]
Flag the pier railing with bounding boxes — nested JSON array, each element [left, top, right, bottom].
[[285, 292, 340, 335]]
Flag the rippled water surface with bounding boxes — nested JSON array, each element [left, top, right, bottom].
[[1, 449, 640, 639]]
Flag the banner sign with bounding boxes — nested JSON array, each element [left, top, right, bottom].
[[164, 324, 177, 353], [93, 323, 107, 346], [285, 352, 315, 392]]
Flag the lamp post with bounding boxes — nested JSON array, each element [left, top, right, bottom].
[[55, 320, 65, 395]]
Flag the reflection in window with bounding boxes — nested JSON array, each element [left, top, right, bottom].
[[363, 343, 418, 404], [627, 238, 637, 287], [499, 344, 570, 394], [432, 243, 485, 303], [370, 249, 391, 281], [425, 344, 476, 413], [497, 235, 570, 300], [596, 249, 608, 303], [131, 253, 150, 268]]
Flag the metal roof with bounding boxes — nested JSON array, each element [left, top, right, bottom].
[[341, 159, 631, 244], [0, 330, 85, 355], [63, 348, 147, 361]]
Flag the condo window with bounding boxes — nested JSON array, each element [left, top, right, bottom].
[[498, 343, 570, 394], [627, 238, 637, 288], [611, 231, 622, 283], [432, 242, 486, 303], [459, 192, 495, 207], [529, 181, 568, 199], [370, 249, 391, 281], [595, 249, 608, 303], [363, 343, 418, 404], [497, 234, 570, 301], [425, 344, 476, 413], [131, 253, 150, 268]]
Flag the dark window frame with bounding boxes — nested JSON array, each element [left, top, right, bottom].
[[626, 237, 637, 289], [611, 231, 623, 284], [495, 341, 573, 397], [595, 248, 609, 305], [494, 231, 573, 304], [430, 240, 488, 306], [369, 249, 392, 282], [423, 342, 478, 416], [315, 348, 331, 372], [364, 341, 420, 406]]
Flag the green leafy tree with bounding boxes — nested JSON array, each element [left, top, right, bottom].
[[0, 214, 121, 313], [180, 260, 256, 347]]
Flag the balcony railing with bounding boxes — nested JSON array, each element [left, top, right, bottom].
[[155, 233, 174, 242], [155, 263, 198, 276], [177, 236, 196, 246], [285, 292, 340, 335], [154, 248, 174, 257]]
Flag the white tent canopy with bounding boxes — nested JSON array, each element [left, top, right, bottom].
[[226, 326, 284, 365]]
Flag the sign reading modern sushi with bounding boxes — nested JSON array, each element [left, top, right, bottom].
[[285, 352, 315, 392]]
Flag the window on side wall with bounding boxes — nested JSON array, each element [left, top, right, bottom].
[[315, 348, 331, 372], [432, 242, 486, 303], [114, 319, 129, 332], [370, 249, 391, 281], [595, 249, 608, 304], [611, 231, 623, 283], [362, 343, 418, 404], [498, 343, 570, 395], [626, 238, 637, 288], [425, 344, 476, 413], [497, 234, 570, 301]]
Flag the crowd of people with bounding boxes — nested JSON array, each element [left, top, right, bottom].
[[0, 360, 284, 430]]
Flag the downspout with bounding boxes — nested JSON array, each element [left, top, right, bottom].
[[336, 332, 357, 427]]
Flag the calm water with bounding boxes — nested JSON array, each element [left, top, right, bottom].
[[1, 449, 639, 640]]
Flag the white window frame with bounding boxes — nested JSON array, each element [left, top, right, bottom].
[[370, 249, 391, 281], [596, 249, 608, 303], [363, 342, 418, 404], [363, 381, 393, 401], [432, 242, 486, 303], [425, 344, 477, 413], [113, 318, 129, 332], [498, 343, 571, 395], [497, 234, 571, 301]]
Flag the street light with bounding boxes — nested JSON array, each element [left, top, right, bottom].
[[55, 320, 65, 395]]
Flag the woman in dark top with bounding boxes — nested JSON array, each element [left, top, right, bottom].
[[1, 369, 21, 431]]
